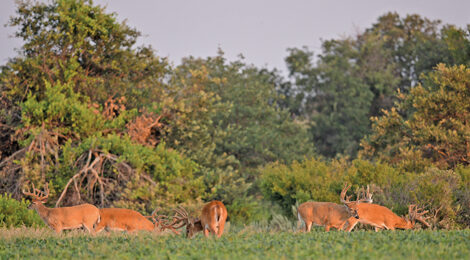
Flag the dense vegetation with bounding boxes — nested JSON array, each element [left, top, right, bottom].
[[0, 228, 469, 259], [1, 0, 469, 228]]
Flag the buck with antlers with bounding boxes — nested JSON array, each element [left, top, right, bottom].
[[94, 208, 166, 233], [341, 184, 431, 231], [296, 184, 361, 232], [163, 201, 228, 238], [22, 182, 100, 234]]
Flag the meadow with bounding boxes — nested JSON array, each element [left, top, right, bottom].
[[1, 227, 469, 259]]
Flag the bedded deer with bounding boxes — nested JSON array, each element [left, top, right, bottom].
[[94, 208, 165, 233], [163, 200, 228, 238], [297, 184, 365, 232], [22, 183, 100, 234], [341, 184, 431, 231]]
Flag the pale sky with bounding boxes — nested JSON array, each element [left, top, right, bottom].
[[1, 0, 469, 74]]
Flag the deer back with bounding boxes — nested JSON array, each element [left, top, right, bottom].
[[351, 203, 410, 229], [298, 201, 354, 227], [96, 208, 155, 232], [200, 200, 227, 227]]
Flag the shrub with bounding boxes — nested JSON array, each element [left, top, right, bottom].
[[260, 158, 345, 215], [226, 197, 272, 225], [455, 166, 470, 226], [260, 157, 470, 228], [0, 194, 44, 227]]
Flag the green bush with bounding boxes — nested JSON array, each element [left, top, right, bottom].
[[260, 157, 470, 228], [0, 193, 44, 227], [226, 196, 272, 225], [260, 158, 345, 215], [455, 166, 470, 226], [409, 168, 462, 229]]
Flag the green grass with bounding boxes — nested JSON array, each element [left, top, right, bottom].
[[0, 228, 469, 259]]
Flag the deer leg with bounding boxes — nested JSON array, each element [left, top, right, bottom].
[[203, 227, 210, 237], [217, 221, 225, 238], [208, 223, 218, 237], [306, 222, 313, 232], [339, 221, 348, 230], [94, 222, 105, 233], [344, 218, 359, 232], [324, 226, 331, 232], [53, 226, 62, 234], [83, 223, 95, 235]]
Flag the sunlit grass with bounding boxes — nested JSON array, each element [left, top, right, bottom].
[[1, 227, 469, 259]]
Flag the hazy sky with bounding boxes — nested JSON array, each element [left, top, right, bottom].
[[1, 0, 469, 74]]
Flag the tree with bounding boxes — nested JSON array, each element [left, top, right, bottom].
[[0, 0, 202, 212], [285, 40, 374, 158], [174, 53, 314, 171], [1, 0, 167, 108], [284, 13, 470, 158], [167, 53, 314, 222], [360, 64, 470, 169]]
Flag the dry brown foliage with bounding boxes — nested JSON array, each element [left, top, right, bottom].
[[0, 126, 60, 199], [127, 112, 164, 146]]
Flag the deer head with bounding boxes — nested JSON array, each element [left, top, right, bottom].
[[408, 204, 431, 229], [340, 183, 373, 218]]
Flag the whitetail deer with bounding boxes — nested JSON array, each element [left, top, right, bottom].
[[94, 208, 165, 233], [163, 201, 228, 238], [341, 184, 431, 231], [297, 185, 360, 232], [22, 182, 100, 234]]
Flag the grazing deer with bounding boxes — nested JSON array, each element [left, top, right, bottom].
[[94, 208, 164, 233], [163, 201, 228, 238], [297, 184, 361, 232], [341, 184, 431, 231], [22, 183, 100, 234]]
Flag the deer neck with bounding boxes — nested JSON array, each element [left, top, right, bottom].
[[34, 203, 53, 223]]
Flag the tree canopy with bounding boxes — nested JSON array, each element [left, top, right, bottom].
[[283, 12, 470, 158], [1, 1, 469, 227]]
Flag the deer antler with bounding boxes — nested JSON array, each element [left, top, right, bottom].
[[357, 185, 373, 203], [145, 208, 176, 232], [22, 182, 49, 202], [160, 206, 191, 234], [340, 183, 353, 203], [409, 205, 431, 228]]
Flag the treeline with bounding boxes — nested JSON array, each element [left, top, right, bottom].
[[0, 0, 469, 228]]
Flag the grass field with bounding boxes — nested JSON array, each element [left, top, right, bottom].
[[1, 227, 469, 259]]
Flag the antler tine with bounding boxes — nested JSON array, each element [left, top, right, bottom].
[[340, 183, 352, 203], [145, 208, 160, 223], [22, 181, 44, 200], [41, 183, 50, 200], [160, 214, 187, 234], [174, 206, 189, 219], [151, 208, 160, 218], [365, 185, 372, 201], [22, 182, 34, 197], [32, 183, 49, 200], [414, 205, 430, 218], [408, 204, 416, 220], [32, 182, 40, 197], [410, 204, 431, 228], [357, 185, 373, 203]]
